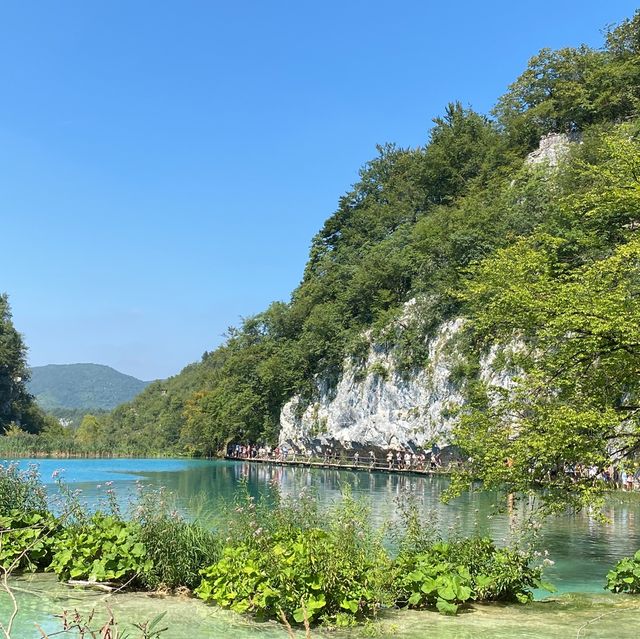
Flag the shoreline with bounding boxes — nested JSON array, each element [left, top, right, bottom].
[[224, 454, 453, 476]]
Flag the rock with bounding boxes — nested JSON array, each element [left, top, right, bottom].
[[526, 132, 581, 167], [278, 310, 512, 450]]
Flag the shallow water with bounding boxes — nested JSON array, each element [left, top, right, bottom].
[[4, 457, 640, 636], [4, 573, 640, 639]]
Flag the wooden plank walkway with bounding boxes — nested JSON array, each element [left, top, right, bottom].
[[224, 456, 452, 477]]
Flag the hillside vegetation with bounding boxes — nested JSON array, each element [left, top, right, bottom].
[[7, 13, 640, 502], [28, 363, 151, 411], [98, 13, 640, 460]]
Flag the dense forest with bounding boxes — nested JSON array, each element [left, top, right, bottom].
[[4, 13, 640, 498]]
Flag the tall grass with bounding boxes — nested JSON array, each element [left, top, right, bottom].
[[130, 487, 221, 591], [0, 463, 47, 515]]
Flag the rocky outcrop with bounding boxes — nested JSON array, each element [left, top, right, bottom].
[[278, 134, 566, 451], [526, 132, 581, 166], [278, 311, 515, 450]]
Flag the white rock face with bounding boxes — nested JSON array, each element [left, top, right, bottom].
[[526, 132, 580, 166], [278, 316, 510, 449], [278, 133, 569, 450]]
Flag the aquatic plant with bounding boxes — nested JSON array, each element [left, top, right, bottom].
[[393, 537, 551, 615], [606, 550, 640, 594], [0, 463, 47, 516], [48, 513, 151, 584], [196, 487, 390, 626], [0, 510, 57, 571], [131, 486, 221, 591], [196, 527, 389, 626]]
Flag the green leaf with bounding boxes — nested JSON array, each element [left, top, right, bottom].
[[436, 599, 459, 615]]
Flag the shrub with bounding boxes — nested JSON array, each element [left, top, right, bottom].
[[196, 487, 391, 626], [393, 537, 550, 614], [129, 486, 221, 591], [606, 550, 640, 594], [138, 514, 221, 590], [0, 510, 58, 571], [49, 512, 151, 584], [0, 463, 47, 516], [196, 527, 389, 625]]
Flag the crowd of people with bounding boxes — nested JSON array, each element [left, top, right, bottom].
[[226, 442, 445, 472], [567, 464, 640, 491], [227, 444, 640, 489]]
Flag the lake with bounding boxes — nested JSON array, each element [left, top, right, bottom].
[[3, 457, 640, 638]]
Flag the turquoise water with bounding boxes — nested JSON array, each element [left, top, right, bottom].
[[10, 457, 640, 594], [6, 573, 640, 639], [3, 457, 640, 638]]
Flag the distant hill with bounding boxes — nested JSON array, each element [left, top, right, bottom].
[[28, 363, 152, 411]]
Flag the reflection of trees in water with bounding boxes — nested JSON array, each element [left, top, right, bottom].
[[138, 459, 640, 591]]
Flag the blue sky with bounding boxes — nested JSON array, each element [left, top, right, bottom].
[[1, 1, 637, 380]]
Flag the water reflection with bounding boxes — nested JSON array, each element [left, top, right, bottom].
[[14, 458, 640, 595]]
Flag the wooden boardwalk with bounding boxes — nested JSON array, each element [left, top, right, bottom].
[[224, 455, 451, 477]]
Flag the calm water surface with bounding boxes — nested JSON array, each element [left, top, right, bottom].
[[12, 457, 640, 594], [3, 457, 640, 638]]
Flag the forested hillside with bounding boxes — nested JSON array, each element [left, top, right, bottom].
[[28, 363, 151, 411], [46, 12, 640, 473]]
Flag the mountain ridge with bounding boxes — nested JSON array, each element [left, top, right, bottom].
[[28, 363, 152, 411]]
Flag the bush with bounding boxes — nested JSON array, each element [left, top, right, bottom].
[[49, 512, 151, 584], [128, 486, 221, 591], [196, 487, 390, 626], [0, 510, 58, 571], [393, 537, 550, 614], [196, 527, 389, 625], [606, 550, 640, 593], [0, 463, 47, 516], [138, 516, 221, 590]]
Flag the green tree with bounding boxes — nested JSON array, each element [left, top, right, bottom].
[[75, 413, 102, 449], [449, 127, 640, 511], [0, 293, 43, 434]]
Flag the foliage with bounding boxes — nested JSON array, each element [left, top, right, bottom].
[[196, 527, 388, 625], [196, 487, 390, 626], [49, 513, 151, 584], [393, 537, 548, 615], [131, 487, 221, 590], [448, 125, 640, 511], [0, 510, 57, 571], [0, 463, 47, 516], [606, 550, 640, 594], [0, 294, 48, 434]]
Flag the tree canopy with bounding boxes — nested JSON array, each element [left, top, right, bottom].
[[0, 293, 48, 434]]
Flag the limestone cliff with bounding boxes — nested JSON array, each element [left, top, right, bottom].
[[278, 312, 517, 450], [278, 133, 572, 451]]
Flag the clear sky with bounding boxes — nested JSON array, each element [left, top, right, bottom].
[[1, 1, 637, 381]]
